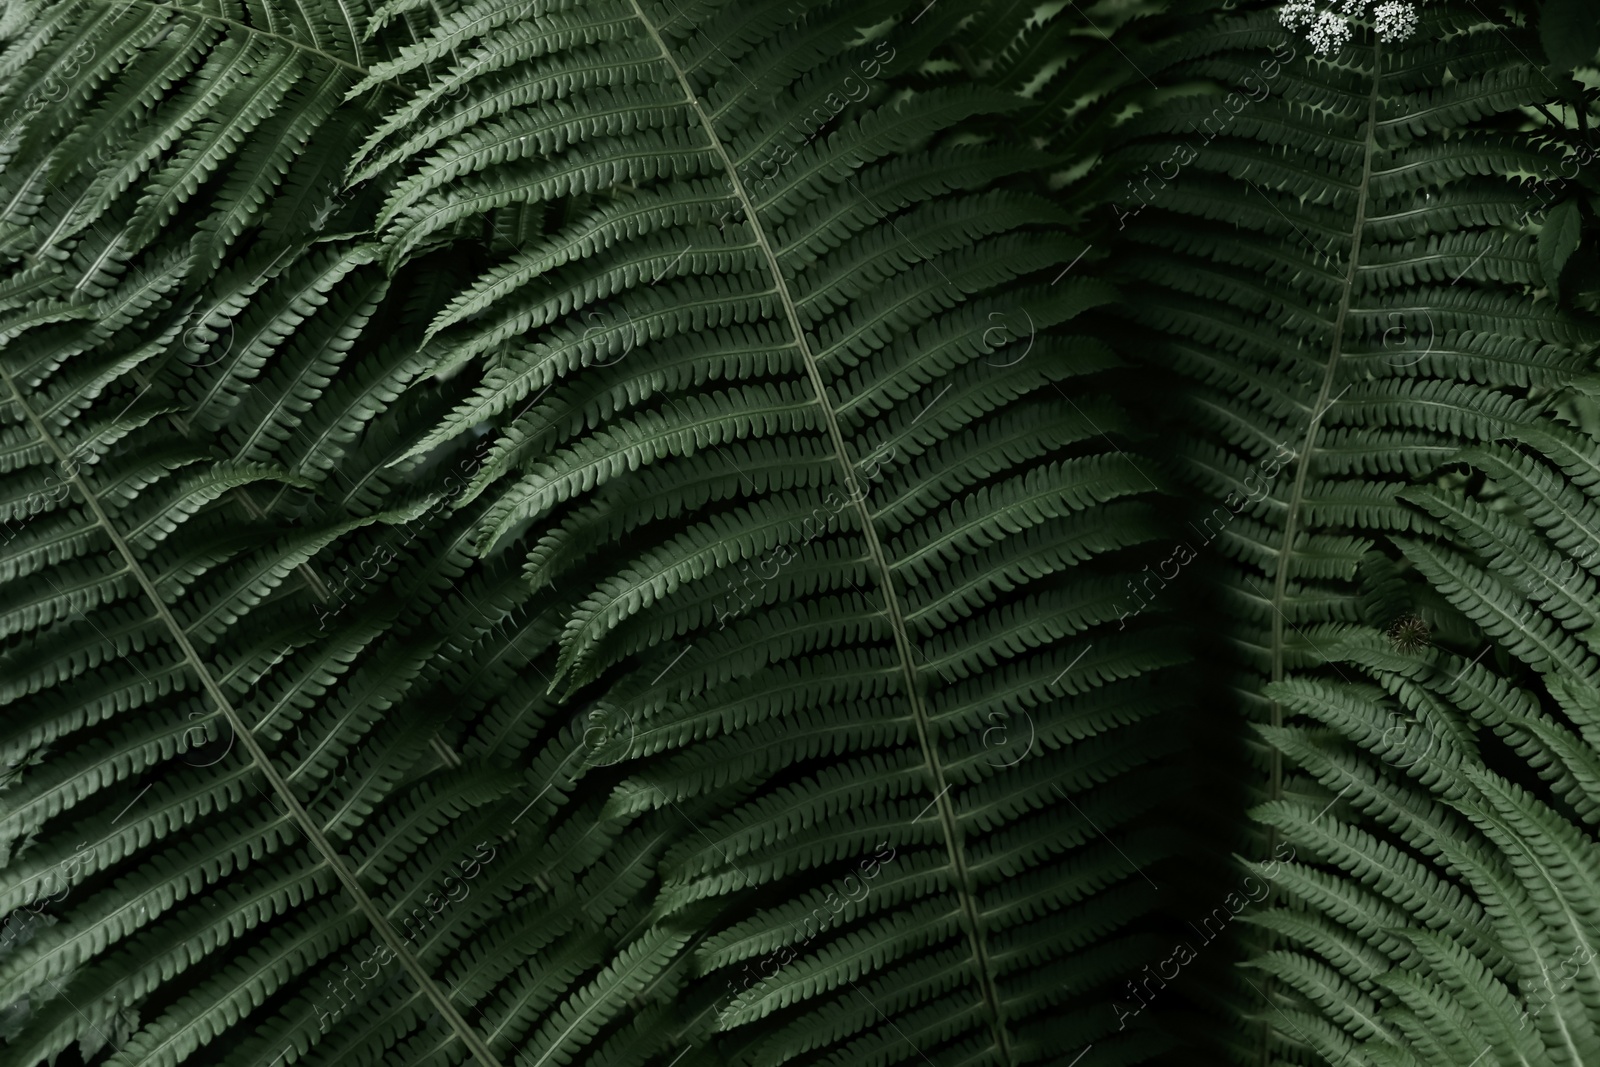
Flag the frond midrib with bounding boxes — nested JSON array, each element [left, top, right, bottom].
[[1259, 37, 1386, 1067], [621, 3, 1015, 1060], [0, 360, 502, 1067]]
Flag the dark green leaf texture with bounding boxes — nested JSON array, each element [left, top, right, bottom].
[[6, 1, 1600, 1066], [1112, 1, 1600, 1065], [0, 2, 1184, 1066]]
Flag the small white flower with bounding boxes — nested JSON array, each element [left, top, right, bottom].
[[1307, 10, 1353, 54], [1279, 0, 1317, 29], [1373, 0, 1418, 42], [1277, 0, 1420, 54]]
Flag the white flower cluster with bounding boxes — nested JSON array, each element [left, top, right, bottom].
[[1279, 0, 1420, 55], [1372, 0, 1419, 41]]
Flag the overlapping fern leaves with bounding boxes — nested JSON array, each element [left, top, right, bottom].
[[0, 2, 1183, 1066], [1110, 2, 1600, 1063]]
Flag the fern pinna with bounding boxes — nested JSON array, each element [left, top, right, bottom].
[[1111, 1, 1600, 1065], [0, 2, 1184, 1067]]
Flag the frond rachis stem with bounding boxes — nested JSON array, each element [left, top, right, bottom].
[[623, 2, 1016, 1060]]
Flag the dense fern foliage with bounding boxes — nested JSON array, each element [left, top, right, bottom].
[[1110, 0, 1600, 1064], [7, 0, 1600, 1065], [0, 1, 1195, 1066]]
